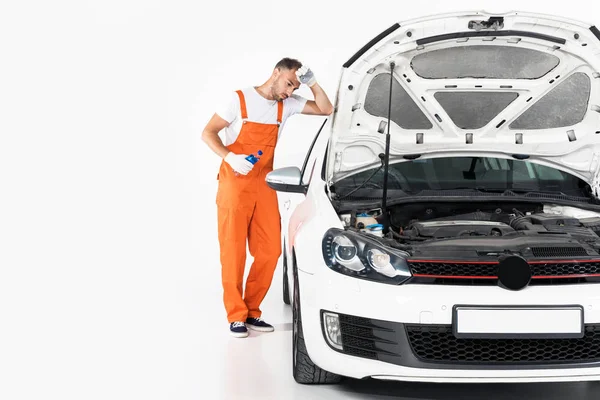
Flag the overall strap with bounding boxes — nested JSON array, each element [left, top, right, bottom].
[[276, 100, 283, 126], [235, 90, 248, 120]]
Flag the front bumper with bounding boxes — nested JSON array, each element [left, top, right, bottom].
[[298, 267, 600, 382], [330, 312, 600, 367]]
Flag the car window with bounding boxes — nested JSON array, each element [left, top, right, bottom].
[[300, 119, 328, 185], [303, 160, 317, 186]]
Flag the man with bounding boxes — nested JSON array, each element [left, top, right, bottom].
[[201, 58, 334, 337]]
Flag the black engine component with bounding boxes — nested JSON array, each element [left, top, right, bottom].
[[509, 213, 599, 240], [582, 217, 600, 235], [529, 213, 581, 226], [390, 203, 600, 242], [408, 220, 515, 238]]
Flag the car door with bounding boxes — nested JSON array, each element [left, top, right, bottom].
[[278, 118, 329, 257]]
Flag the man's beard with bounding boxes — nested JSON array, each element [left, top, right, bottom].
[[271, 85, 283, 101]]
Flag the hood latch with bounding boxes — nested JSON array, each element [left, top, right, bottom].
[[468, 16, 504, 31]]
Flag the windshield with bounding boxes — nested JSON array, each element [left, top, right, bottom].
[[332, 156, 589, 197]]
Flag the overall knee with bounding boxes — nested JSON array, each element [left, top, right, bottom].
[[262, 244, 282, 265]]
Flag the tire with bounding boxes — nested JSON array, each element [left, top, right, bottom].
[[282, 246, 290, 305], [292, 262, 342, 384]]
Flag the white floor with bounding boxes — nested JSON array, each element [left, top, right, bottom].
[[3, 235, 600, 400]]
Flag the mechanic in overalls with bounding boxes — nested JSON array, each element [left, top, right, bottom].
[[201, 58, 333, 337]]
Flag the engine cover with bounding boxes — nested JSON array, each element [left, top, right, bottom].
[[409, 220, 515, 238]]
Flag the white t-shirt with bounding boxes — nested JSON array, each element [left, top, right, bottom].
[[215, 87, 307, 145]]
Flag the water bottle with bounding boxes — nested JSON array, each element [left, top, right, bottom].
[[245, 150, 263, 165], [235, 150, 262, 176]]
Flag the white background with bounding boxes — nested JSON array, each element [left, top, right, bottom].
[[2, 1, 600, 399]]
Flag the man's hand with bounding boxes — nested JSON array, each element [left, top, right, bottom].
[[296, 65, 317, 87], [224, 152, 254, 175]]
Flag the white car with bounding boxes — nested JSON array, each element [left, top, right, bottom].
[[266, 11, 600, 384]]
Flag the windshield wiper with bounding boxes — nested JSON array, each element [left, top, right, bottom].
[[456, 187, 559, 194], [334, 157, 384, 200], [413, 187, 589, 199], [443, 186, 533, 193]]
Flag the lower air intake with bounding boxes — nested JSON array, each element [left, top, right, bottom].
[[406, 324, 600, 364]]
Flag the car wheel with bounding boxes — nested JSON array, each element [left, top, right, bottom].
[[292, 261, 342, 384], [282, 245, 290, 305]]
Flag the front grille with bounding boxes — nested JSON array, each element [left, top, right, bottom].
[[531, 246, 588, 257], [410, 261, 497, 277], [406, 325, 600, 364], [530, 261, 600, 276], [408, 259, 600, 285]]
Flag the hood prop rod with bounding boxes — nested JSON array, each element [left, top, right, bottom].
[[380, 61, 394, 232]]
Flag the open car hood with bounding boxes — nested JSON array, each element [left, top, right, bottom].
[[327, 11, 600, 195]]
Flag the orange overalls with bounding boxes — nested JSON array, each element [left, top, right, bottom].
[[216, 90, 283, 323]]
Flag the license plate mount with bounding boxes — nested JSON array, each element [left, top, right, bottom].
[[452, 305, 584, 339]]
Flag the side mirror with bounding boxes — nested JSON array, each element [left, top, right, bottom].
[[265, 167, 306, 194]]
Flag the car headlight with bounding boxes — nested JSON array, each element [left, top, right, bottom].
[[322, 228, 411, 284], [331, 235, 363, 271]]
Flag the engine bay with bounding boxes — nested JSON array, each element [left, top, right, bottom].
[[339, 202, 600, 254]]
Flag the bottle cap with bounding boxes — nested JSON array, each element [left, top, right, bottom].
[[366, 224, 383, 231]]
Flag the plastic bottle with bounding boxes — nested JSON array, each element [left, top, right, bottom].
[[235, 150, 263, 176], [245, 150, 263, 164]]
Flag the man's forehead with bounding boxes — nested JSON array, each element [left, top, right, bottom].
[[280, 68, 300, 85]]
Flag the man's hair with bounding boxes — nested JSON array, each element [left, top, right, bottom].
[[275, 57, 302, 71]]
